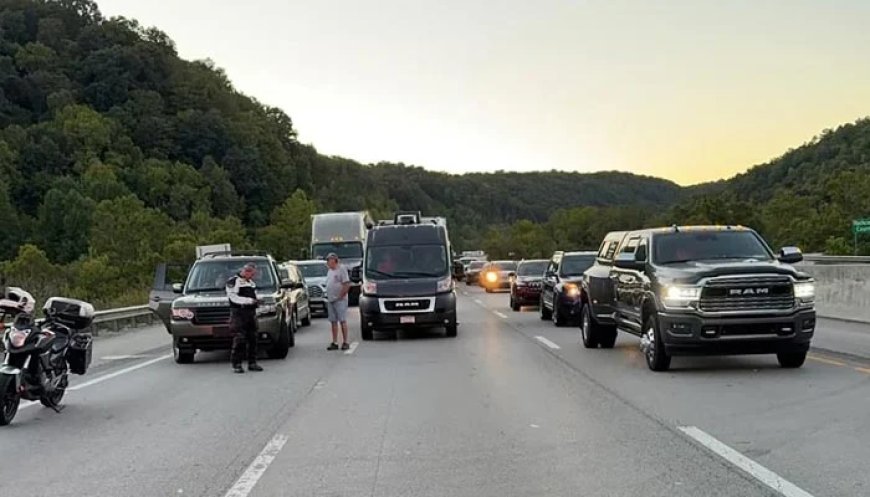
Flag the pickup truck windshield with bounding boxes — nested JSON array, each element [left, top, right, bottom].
[[560, 256, 595, 276], [366, 245, 449, 279], [186, 260, 276, 292], [311, 243, 363, 260], [517, 261, 548, 276], [297, 263, 328, 279], [654, 231, 773, 264]]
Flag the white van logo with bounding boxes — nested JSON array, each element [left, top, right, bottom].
[[394, 301, 421, 308], [729, 288, 769, 296]]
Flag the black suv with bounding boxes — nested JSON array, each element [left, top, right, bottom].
[[540, 251, 597, 326], [581, 226, 816, 372]]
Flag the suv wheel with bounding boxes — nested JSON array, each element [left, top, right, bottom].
[[445, 324, 458, 337], [580, 304, 599, 348], [173, 339, 195, 364], [641, 316, 671, 372], [777, 351, 807, 368], [301, 308, 312, 327], [540, 297, 552, 321], [598, 327, 618, 349], [268, 317, 291, 359], [552, 300, 565, 327]]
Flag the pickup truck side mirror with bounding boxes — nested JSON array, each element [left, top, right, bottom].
[[172, 283, 184, 294], [350, 267, 362, 284], [614, 253, 645, 271], [778, 246, 803, 264]]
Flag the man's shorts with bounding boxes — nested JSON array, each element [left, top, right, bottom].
[[326, 299, 349, 323]]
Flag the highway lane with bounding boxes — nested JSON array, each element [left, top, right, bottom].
[[469, 286, 870, 497], [1, 291, 868, 496]]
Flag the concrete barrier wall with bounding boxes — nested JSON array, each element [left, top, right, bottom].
[[798, 264, 870, 323]]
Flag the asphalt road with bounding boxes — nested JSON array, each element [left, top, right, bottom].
[[1, 289, 869, 497]]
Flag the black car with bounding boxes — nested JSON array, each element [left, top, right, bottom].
[[540, 251, 597, 326], [357, 214, 458, 340], [509, 259, 548, 311], [581, 226, 815, 372], [464, 260, 486, 285]]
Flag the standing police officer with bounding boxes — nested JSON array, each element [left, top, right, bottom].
[[226, 263, 263, 374]]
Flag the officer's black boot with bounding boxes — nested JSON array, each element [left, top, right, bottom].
[[232, 364, 245, 374], [248, 363, 264, 372]]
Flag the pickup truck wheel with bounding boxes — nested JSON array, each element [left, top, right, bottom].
[[580, 304, 599, 348], [641, 316, 671, 372], [173, 339, 195, 364], [540, 299, 552, 320], [777, 351, 807, 368]]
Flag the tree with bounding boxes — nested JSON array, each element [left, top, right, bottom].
[[0, 180, 22, 260], [37, 187, 95, 263], [201, 156, 243, 218], [0, 244, 66, 304], [257, 190, 316, 261], [82, 162, 130, 201]]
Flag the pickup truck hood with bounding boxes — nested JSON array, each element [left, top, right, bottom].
[[656, 260, 807, 284], [370, 278, 446, 298]]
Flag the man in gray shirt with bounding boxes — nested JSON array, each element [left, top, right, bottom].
[[325, 253, 351, 350]]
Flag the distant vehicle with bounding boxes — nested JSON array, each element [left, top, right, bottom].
[[291, 260, 329, 317], [480, 261, 518, 293], [509, 259, 549, 311], [277, 263, 313, 328], [540, 251, 597, 326], [149, 251, 300, 364], [357, 213, 457, 340], [310, 212, 373, 305], [581, 226, 816, 372], [464, 260, 487, 285]]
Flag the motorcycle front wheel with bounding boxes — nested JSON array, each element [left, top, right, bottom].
[[0, 374, 21, 426]]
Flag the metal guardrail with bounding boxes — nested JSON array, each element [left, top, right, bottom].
[[90, 305, 154, 335]]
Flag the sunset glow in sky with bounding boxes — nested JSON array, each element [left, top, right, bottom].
[[100, 0, 870, 185]]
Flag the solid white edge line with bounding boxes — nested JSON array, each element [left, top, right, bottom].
[[494, 311, 508, 319], [534, 336, 561, 350], [19, 353, 172, 411], [679, 426, 815, 497], [223, 434, 289, 497], [344, 341, 359, 355]]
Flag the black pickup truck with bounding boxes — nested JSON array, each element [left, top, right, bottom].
[[580, 226, 816, 372]]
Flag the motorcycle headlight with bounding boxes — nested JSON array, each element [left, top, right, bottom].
[[794, 281, 815, 303], [661, 285, 701, 307], [171, 308, 195, 320], [437, 277, 454, 292]]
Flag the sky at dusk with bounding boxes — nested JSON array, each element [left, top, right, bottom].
[[99, 0, 870, 185]]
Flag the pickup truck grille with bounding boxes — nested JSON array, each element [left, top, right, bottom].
[[193, 307, 231, 325], [308, 285, 323, 298], [700, 276, 794, 313]]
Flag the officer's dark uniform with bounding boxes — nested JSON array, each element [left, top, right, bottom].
[[227, 273, 259, 369]]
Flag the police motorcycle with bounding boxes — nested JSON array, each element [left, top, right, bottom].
[[0, 289, 94, 426]]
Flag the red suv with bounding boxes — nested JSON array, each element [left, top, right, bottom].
[[510, 259, 549, 311]]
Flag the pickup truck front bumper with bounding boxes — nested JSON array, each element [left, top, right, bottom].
[[658, 308, 816, 356]]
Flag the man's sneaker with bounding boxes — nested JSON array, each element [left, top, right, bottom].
[[341, 343, 350, 351], [327, 343, 339, 351], [248, 363, 264, 372], [232, 365, 245, 374]]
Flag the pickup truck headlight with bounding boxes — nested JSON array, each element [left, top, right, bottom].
[[794, 281, 815, 303], [257, 304, 277, 317], [437, 277, 454, 292], [661, 285, 701, 307]]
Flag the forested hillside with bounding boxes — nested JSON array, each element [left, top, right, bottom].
[[0, 0, 683, 305]]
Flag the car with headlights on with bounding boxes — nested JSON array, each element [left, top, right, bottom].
[[480, 261, 518, 293], [540, 251, 596, 326], [581, 225, 815, 372], [149, 251, 297, 364], [509, 259, 548, 311]]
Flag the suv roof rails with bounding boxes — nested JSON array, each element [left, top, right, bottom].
[[200, 250, 272, 259]]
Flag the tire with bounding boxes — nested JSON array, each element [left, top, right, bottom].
[[40, 372, 68, 409], [0, 374, 20, 426], [361, 322, 374, 341], [580, 304, 599, 348], [268, 317, 291, 359], [540, 298, 552, 321], [598, 328, 618, 349], [552, 301, 565, 327], [641, 315, 671, 372], [777, 351, 807, 368], [173, 339, 195, 364], [301, 308, 312, 327], [445, 324, 458, 337]]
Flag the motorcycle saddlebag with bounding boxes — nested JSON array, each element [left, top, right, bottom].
[[67, 333, 93, 375]]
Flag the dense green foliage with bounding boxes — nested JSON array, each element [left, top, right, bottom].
[[0, 0, 682, 306]]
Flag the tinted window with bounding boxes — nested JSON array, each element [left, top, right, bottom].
[[297, 263, 328, 279], [517, 261, 548, 276], [366, 245, 449, 279], [492, 261, 518, 271], [559, 255, 595, 276], [186, 260, 276, 292], [654, 231, 772, 265], [311, 242, 363, 260]]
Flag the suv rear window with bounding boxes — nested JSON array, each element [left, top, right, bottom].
[[654, 231, 772, 265], [560, 255, 595, 276], [186, 260, 276, 292], [517, 260, 548, 276]]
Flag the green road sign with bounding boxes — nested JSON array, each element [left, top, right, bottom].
[[853, 219, 870, 234]]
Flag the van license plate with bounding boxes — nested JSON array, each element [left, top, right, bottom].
[[400, 316, 415, 324]]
